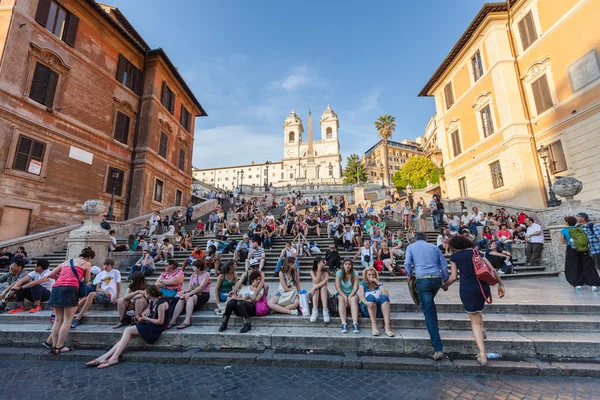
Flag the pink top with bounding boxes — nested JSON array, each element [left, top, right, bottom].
[[498, 230, 512, 239], [159, 269, 184, 292], [482, 233, 494, 240], [54, 261, 85, 287], [190, 271, 211, 293]]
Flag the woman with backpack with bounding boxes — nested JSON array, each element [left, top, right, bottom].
[[444, 235, 505, 366], [559, 216, 600, 291]]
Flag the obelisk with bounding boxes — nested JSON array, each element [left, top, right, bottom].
[[305, 108, 318, 180]]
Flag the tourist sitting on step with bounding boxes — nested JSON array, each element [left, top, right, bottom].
[[127, 234, 139, 251], [437, 228, 451, 255], [367, 204, 377, 217], [274, 243, 298, 277], [444, 235, 506, 367], [391, 232, 404, 258], [263, 223, 274, 249], [356, 203, 365, 218], [0, 260, 26, 313], [268, 258, 300, 316], [155, 260, 184, 297], [245, 241, 266, 273], [108, 230, 127, 253], [447, 213, 461, 233], [182, 247, 205, 272], [353, 239, 374, 269], [358, 267, 394, 337], [71, 259, 121, 329], [215, 260, 239, 314], [6, 259, 53, 314], [335, 258, 360, 334], [328, 217, 339, 239], [227, 218, 240, 235], [127, 249, 156, 280], [247, 217, 259, 237], [305, 215, 321, 237], [0, 247, 14, 272], [496, 224, 513, 253], [377, 243, 396, 276], [168, 259, 211, 330], [485, 241, 513, 273], [183, 234, 192, 251], [370, 228, 385, 252], [207, 211, 219, 232], [174, 232, 185, 251], [193, 220, 206, 237], [113, 272, 147, 329], [157, 238, 175, 264], [148, 238, 160, 261], [351, 226, 363, 249], [10, 246, 30, 265], [309, 256, 331, 323], [219, 270, 266, 333], [252, 223, 264, 246], [86, 285, 172, 369], [333, 225, 345, 250], [205, 245, 222, 277], [478, 226, 495, 250]]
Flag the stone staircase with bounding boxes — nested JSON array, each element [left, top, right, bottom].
[[3, 203, 594, 375]]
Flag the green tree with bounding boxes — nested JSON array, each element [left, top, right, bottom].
[[342, 153, 368, 184], [392, 156, 444, 190], [374, 114, 396, 187]]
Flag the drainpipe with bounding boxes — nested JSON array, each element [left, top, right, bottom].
[[124, 50, 148, 220], [506, 2, 548, 207]]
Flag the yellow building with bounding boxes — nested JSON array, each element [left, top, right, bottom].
[[419, 0, 600, 208], [363, 139, 424, 184]]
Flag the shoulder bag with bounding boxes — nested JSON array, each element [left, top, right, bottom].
[[69, 259, 88, 298], [472, 249, 498, 304]]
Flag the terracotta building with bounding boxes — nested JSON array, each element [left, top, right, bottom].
[[362, 139, 424, 185], [419, 0, 600, 207], [0, 0, 206, 240]]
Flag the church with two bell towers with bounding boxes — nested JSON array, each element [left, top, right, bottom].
[[192, 105, 343, 190], [281, 105, 343, 183]]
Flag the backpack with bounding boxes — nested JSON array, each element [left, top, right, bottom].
[[569, 227, 589, 252], [472, 249, 498, 304]]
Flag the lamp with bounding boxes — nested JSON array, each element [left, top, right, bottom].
[[240, 170, 244, 194], [537, 145, 561, 207], [265, 160, 271, 191], [106, 168, 119, 221]]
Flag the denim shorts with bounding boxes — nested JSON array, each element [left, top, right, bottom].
[[94, 291, 113, 304], [359, 294, 390, 318], [219, 292, 229, 302]]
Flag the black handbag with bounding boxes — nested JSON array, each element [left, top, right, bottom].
[[69, 259, 88, 298]]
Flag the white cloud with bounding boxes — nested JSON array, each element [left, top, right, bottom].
[[192, 124, 282, 169], [268, 66, 315, 91]]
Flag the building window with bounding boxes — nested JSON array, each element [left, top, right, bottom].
[[450, 130, 462, 157], [104, 168, 124, 197], [289, 131, 295, 143], [480, 105, 494, 138], [178, 147, 186, 171], [175, 189, 182, 207], [29, 63, 58, 108], [289, 173, 294, 179], [281, 172, 284, 179], [548, 141, 567, 174], [153, 179, 164, 202], [326, 127, 333, 139], [444, 83, 454, 109], [35, 0, 79, 47], [114, 112, 130, 144], [472, 51, 484, 81], [180, 105, 191, 132], [13, 135, 45, 175], [490, 161, 504, 189], [116, 55, 142, 95], [531, 74, 553, 115], [161, 82, 175, 114], [158, 132, 168, 159], [458, 177, 468, 197], [518, 11, 538, 51]]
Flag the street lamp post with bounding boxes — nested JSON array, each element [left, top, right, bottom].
[[537, 145, 561, 207], [236, 171, 240, 189], [240, 170, 244, 194], [106, 168, 120, 221], [265, 160, 271, 191]]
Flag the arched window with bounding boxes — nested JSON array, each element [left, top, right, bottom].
[[289, 131, 295, 143], [326, 127, 333, 139]]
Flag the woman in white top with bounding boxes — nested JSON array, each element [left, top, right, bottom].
[[402, 201, 411, 229], [353, 239, 374, 268], [267, 259, 300, 315]]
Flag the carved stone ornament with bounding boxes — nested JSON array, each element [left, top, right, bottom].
[[113, 97, 137, 116], [69, 200, 108, 239], [29, 43, 71, 74], [521, 56, 551, 83], [158, 118, 173, 134], [445, 118, 460, 133], [471, 91, 492, 110], [551, 176, 583, 200]]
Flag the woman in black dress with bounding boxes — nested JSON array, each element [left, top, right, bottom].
[[443, 235, 505, 366], [85, 285, 170, 369]]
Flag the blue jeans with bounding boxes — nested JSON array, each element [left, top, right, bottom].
[[275, 257, 299, 273], [469, 222, 481, 236], [128, 264, 154, 279], [449, 225, 459, 233], [478, 238, 489, 250], [359, 294, 390, 318], [432, 213, 439, 229], [415, 277, 443, 352], [497, 240, 512, 252]]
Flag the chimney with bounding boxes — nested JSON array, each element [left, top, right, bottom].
[[252, 161, 255, 165]]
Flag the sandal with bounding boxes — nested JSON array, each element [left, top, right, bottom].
[[166, 324, 174, 330], [97, 359, 119, 369], [385, 330, 395, 337], [50, 347, 59, 355], [59, 346, 73, 353], [176, 323, 192, 330], [372, 330, 380, 337], [476, 354, 488, 366], [112, 322, 125, 329]]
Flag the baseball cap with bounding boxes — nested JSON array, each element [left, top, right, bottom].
[[576, 212, 589, 220], [91, 266, 101, 275]]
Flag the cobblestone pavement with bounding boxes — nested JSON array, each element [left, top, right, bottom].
[[2, 359, 599, 400]]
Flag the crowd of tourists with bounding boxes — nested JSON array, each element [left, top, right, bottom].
[[1, 191, 599, 369]]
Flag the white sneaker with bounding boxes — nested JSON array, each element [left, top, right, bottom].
[[310, 308, 318, 323], [323, 308, 331, 323], [575, 286, 584, 291], [592, 286, 599, 292], [290, 309, 299, 316]]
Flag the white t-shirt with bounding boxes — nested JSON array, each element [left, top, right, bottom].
[[449, 216, 460, 227], [93, 269, 121, 301], [360, 246, 374, 262], [109, 236, 117, 251], [436, 234, 447, 247], [461, 215, 471, 225], [471, 212, 485, 223], [28, 269, 54, 291], [527, 223, 544, 244]]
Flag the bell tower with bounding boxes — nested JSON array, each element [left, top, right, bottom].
[[320, 104, 339, 142], [283, 109, 303, 159]]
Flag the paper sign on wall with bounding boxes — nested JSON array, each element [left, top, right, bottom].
[[27, 159, 42, 175], [69, 146, 94, 165]]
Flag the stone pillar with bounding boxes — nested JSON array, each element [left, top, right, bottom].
[[410, 217, 434, 232], [354, 185, 365, 205], [66, 200, 111, 264]]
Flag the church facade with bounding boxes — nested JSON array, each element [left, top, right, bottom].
[[193, 105, 343, 190]]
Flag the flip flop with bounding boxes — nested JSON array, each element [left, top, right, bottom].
[[176, 323, 192, 330], [112, 322, 125, 329], [372, 330, 380, 336], [97, 359, 119, 369], [385, 331, 395, 337]]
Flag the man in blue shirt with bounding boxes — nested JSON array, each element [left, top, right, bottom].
[[404, 232, 449, 361]]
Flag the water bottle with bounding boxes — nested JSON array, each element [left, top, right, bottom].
[[486, 352, 501, 359], [569, 238, 578, 250], [50, 312, 55, 325]]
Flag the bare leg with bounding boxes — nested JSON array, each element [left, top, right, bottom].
[[468, 312, 486, 360], [75, 293, 96, 321], [311, 288, 321, 310], [56, 306, 77, 348], [117, 298, 130, 320], [104, 325, 140, 365], [182, 296, 197, 325], [170, 298, 186, 326], [367, 303, 379, 334], [338, 296, 348, 323], [381, 301, 392, 333], [134, 297, 147, 317], [319, 285, 328, 310], [50, 307, 64, 348], [268, 297, 294, 314], [350, 296, 359, 324]]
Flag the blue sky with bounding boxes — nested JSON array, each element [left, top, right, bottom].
[[108, 0, 490, 169]]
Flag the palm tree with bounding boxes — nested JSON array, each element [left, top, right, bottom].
[[374, 114, 396, 187]]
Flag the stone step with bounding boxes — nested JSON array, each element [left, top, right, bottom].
[[1, 323, 597, 359], [3, 309, 598, 332]]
